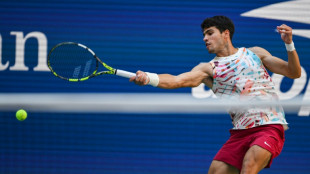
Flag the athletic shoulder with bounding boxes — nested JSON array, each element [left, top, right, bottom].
[[248, 46, 272, 59], [194, 62, 212, 69], [192, 62, 213, 75]]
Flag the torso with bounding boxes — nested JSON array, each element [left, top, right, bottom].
[[210, 47, 288, 129]]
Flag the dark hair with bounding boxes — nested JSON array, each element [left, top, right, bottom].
[[201, 16, 235, 40]]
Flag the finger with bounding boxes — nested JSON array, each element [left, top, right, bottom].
[[135, 71, 147, 85], [277, 25, 292, 32], [129, 76, 135, 82], [142, 75, 149, 85], [278, 28, 292, 34], [278, 24, 289, 29], [135, 71, 143, 80], [137, 74, 144, 82], [144, 75, 150, 85]]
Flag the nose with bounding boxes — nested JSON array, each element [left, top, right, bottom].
[[203, 35, 208, 42]]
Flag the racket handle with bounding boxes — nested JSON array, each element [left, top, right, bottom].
[[115, 69, 136, 78]]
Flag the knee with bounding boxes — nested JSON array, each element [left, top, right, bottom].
[[241, 157, 266, 174], [241, 159, 256, 174], [208, 160, 239, 174], [208, 163, 218, 174]]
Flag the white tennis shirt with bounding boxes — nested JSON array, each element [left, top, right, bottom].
[[210, 47, 288, 130]]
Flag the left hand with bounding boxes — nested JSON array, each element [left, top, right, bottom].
[[276, 24, 293, 44]]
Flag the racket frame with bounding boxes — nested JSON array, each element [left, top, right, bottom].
[[48, 42, 135, 82]]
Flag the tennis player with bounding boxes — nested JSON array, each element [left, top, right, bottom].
[[130, 16, 301, 174]]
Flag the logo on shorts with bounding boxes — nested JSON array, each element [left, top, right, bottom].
[[264, 141, 271, 148]]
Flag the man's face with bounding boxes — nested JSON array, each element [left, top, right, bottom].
[[202, 26, 226, 54]]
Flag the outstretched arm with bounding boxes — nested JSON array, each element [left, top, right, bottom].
[[129, 63, 213, 89], [249, 24, 301, 79]]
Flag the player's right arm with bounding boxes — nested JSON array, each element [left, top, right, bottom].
[[129, 63, 213, 89]]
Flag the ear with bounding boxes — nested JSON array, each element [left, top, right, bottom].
[[224, 29, 230, 40]]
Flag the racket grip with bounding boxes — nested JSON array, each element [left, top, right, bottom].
[[115, 69, 136, 78]]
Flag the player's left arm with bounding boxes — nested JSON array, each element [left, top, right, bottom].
[[249, 24, 301, 79]]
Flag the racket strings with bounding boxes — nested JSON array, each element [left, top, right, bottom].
[[48, 43, 98, 80]]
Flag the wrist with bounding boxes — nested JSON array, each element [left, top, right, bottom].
[[145, 72, 159, 87], [285, 41, 295, 52]]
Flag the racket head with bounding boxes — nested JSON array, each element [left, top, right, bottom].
[[48, 42, 114, 82]]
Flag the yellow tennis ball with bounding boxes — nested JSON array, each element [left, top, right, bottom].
[[16, 109, 27, 121]]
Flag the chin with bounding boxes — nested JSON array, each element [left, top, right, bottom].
[[207, 49, 215, 54]]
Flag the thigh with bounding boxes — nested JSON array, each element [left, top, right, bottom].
[[208, 160, 239, 174], [241, 145, 272, 174]]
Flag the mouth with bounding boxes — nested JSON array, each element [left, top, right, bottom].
[[205, 43, 211, 48]]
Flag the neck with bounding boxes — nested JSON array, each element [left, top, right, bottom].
[[216, 43, 238, 57]]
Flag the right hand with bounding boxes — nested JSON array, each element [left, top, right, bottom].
[[129, 70, 150, 86]]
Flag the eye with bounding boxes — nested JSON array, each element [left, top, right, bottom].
[[203, 30, 214, 36], [204, 32, 211, 37]]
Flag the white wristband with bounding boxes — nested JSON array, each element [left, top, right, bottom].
[[285, 41, 295, 52], [145, 72, 159, 87]]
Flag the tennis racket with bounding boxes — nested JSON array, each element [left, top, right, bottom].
[[48, 42, 136, 82]]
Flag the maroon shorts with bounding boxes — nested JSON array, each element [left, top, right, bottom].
[[213, 124, 285, 171]]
